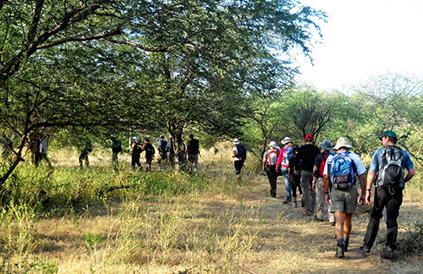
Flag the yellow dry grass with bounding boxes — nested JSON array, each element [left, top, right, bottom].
[[2, 142, 422, 273]]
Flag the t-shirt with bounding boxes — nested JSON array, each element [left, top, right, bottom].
[[323, 151, 366, 177], [313, 151, 331, 178], [297, 144, 320, 172]]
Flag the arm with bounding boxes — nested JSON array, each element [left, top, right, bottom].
[[404, 168, 416, 182], [358, 173, 367, 205], [365, 171, 376, 205], [323, 175, 330, 202]]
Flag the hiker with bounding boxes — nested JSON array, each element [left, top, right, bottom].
[[142, 137, 155, 172], [323, 137, 366, 258], [232, 138, 247, 179], [38, 135, 53, 169], [167, 134, 176, 167], [157, 135, 169, 169], [289, 145, 303, 207], [311, 139, 335, 224], [359, 130, 415, 260], [186, 134, 200, 173], [276, 137, 293, 204], [79, 139, 93, 168], [111, 135, 122, 170], [2, 134, 12, 160], [131, 136, 143, 170], [297, 134, 321, 216], [262, 141, 280, 198]]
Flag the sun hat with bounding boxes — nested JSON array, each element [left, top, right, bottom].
[[281, 137, 292, 145], [268, 141, 278, 149], [233, 138, 240, 145], [319, 139, 332, 151], [304, 133, 314, 141], [333, 137, 353, 150], [379, 130, 398, 141]]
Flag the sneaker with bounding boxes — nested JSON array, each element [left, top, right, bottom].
[[293, 201, 298, 208], [335, 245, 345, 258], [381, 246, 397, 260], [359, 245, 371, 254], [313, 216, 324, 222]]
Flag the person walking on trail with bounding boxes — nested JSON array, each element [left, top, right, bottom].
[[297, 133, 321, 215], [186, 134, 200, 173], [131, 136, 143, 170], [232, 138, 247, 180], [111, 135, 122, 170], [359, 130, 415, 260], [276, 137, 294, 204], [262, 141, 280, 198], [311, 139, 335, 224], [38, 134, 53, 169], [142, 137, 155, 172], [167, 134, 176, 167], [323, 137, 366, 259], [289, 145, 303, 208], [157, 135, 169, 169], [79, 139, 93, 168]]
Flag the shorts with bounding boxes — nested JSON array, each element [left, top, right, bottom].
[[330, 187, 358, 214]]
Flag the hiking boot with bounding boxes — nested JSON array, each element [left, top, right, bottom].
[[270, 190, 276, 198], [359, 245, 370, 254], [335, 245, 345, 258], [381, 246, 397, 260], [344, 238, 349, 252]]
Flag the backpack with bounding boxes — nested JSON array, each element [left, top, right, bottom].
[[187, 139, 199, 154], [145, 144, 155, 157], [266, 148, 278, 166], [235, 145, 247, 160], [158, 140, 168, 152], [112, 139, 122, 153], [319, 152, 330, 178], [376, 146, 404, 189], [330, 152, 356, 191]]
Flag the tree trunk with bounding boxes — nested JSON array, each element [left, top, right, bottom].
[[168, 121, 186, 172]]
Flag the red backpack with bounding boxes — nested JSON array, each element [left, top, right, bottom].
[[319, 153, 330, 177]]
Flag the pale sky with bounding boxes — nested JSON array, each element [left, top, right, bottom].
[[295, 0, 423, 90]]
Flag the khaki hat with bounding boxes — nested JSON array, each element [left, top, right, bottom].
[[281, 137, 292, 145], [333, 137, 353, 150]]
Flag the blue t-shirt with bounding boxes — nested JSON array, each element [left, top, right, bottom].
[[369, 146, 414, 172]]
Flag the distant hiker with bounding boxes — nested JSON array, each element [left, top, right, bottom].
[[323, 137, 366, 259], [276, 137, 294, 204], [311, 139, 335, 224], [232, 138, 247, 179], [142, 137, 155, 172], [2, 134, 12, 160], [38, 135, 53, 169], [262, 141, 280, 198], [157, 135, 169, 169], [289, 145, 303, 208], [79, 139, 93, 168], [186, 134, 200, 173], [111, 135, 122, 170], [297, 134, 321, 216], [359, 130, 415, 260], [167, 134, 176, 167], [131, 136, 143, 170]]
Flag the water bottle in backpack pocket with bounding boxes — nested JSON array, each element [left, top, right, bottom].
[[377, 146, 404, 189], [330, 152, 356, 191]]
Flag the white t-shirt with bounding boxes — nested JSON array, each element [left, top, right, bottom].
[[323, 151, 366, 177]]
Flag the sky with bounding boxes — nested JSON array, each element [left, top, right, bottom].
[[295, 0, 423, 90]]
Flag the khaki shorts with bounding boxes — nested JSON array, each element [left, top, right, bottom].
[[330, 187, 358, 214]]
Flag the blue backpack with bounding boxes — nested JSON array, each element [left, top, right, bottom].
[[330, 152, 356, 190]]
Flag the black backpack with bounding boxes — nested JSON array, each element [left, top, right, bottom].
[[112, 140, 122, 153], [235, 145, 247, 160], [159, 140, 168, 152], [376, 146, 404, 189], [145, 144, 155, 157]]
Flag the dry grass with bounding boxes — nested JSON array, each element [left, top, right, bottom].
[[1, 142, 422, 273]]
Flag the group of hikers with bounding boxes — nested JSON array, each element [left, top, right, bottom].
[[257, 131, 415, 260], [107, 133, 200, 173]]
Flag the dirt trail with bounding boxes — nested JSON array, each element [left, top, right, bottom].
[[217, 174, 423, 273]]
